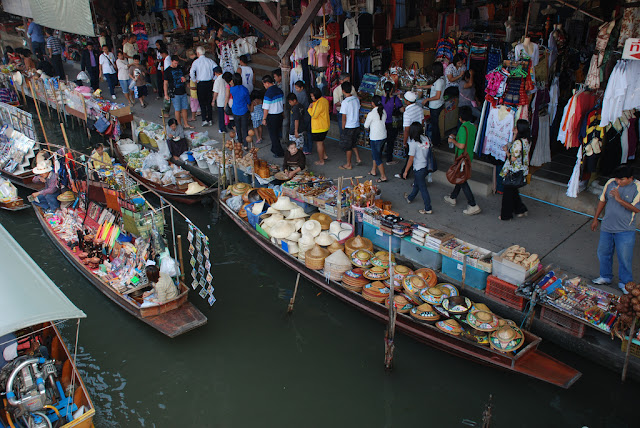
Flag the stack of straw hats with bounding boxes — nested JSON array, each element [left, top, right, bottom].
[[362, 281, 390, 303], [402, 275, 429, 305], [323, 250, 351, 281], [363, 266, 390, 281], [230, 183, 251, 196], [419, 286, 446, 306], [370, 251, 395, 269], [437, 283, 459, 298], [384, 294, 414, 313], [415, 268, 438, 288], [305, 244, 330, 270], [315, 231, 337, 247], [389, 265, 414, 292], [341, 268, 370, 292], [466, 310, 500, 332], [344, 235, 373, 255], [297, 234, 316, 261], [442, 296, 473, 316], [310, 213, 331, 230], [436, 319, 464, 336], [350, 249, 374, 268], [328, 241, 345, 254], [489, 325, 525, 353], [409, 303, 441, 323]]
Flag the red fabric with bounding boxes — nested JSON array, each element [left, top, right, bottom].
[[567, 92, 597, 148]]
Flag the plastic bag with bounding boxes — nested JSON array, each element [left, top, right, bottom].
[[142, 152, 170, 172], [0, 178, 17, 201], [159, 250, 179, 277], [227, 195, 244, 212], [77, 71, 89, 82], [161, 169, 175, 185]]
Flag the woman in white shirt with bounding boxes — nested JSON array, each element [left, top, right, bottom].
[[364, 95, 388, 182], [421, 62, 445, 147], [116, 51, 133, 106]]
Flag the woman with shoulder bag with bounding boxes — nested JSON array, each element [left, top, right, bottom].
[[444, 106, 481, 215], [381, 81, 404, 165], [499, 119, 531, 221]]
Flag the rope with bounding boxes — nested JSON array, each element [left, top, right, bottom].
[[519, 293, 537, 330]]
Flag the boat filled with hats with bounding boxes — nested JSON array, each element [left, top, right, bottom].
[[219, 189, 581, 388]]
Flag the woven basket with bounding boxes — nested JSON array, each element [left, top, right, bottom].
[[305, 244, 330, 270], [323, 250, 351, 281], [344, 235, 374, 256]]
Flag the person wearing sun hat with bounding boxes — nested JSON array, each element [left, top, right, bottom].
[[31, 161, 60, 212]]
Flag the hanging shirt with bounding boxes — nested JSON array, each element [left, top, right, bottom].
[[343, 18, 359, 50], [482, 106, 514, 161], [289, 67, 303, 93]]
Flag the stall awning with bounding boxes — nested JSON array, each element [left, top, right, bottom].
[[0, 223, 85, 337], [2, 0, 33, 18], [29, 0, 95, 37]]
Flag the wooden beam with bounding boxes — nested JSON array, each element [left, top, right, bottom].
[[260, 1, 280, 30], [277, 0, 324, 59], [217, 0, 284, 45]]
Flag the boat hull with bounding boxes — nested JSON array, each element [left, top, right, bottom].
[[34, 207, 207, 338], [220, 201, 581, 388]]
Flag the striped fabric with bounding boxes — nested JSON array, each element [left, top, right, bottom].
[[403, 103, 424, 128], [263, 86, 284, 115], [46, 36, 64, 55]]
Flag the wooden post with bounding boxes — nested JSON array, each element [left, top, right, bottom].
[[231, 135, 239, 183], [221, 132, 227, 188], [80, 95, 91, 140], [287, 273, 301, 314], [622, 316, 638, 382], [524, 1, 532, 37], [39, 79, 51, 119], [19, 80, 27, 105], [336, 176, 343, 220], [384, 234, 397, 370], [28, 80, 50, 148], [59, 123, 71, 150]]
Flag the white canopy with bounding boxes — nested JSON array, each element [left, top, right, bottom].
[[0, 223, 85, 337]]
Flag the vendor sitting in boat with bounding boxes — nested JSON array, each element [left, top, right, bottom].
[[90, 143, 113, 170], [282, 140, 306, 180], [31, 160, 60, 212], [143, 263, 179, 304], [166, 118, 189, 161]]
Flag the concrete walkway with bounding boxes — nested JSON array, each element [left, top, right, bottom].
[[62, 59, 638, 295]]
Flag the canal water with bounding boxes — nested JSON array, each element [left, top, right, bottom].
[[0, 104, 636, 427]]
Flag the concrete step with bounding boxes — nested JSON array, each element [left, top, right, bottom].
[[524, 176, 599, 215]]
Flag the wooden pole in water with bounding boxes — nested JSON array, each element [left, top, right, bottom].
[[80, 95, 91, 140], [288, 273, 301, 314], [177, 234, 185, 281], [384, 234, 396, 370], [231, 135, 238, 183], [19, 79, 27, 105], [29, 80, 49, 148], [59, 123, 71, 150], [221, 132, 227, 188], [622, 316, 638, 382], [39, 79, 51, 119]]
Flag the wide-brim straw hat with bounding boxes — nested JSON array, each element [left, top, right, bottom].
[[342, 268, 369, 287], [436, 319, 463, 336], [315, 231, 336, 246], [329, 221, 343, 235], [371, 251, 395, 269], [437, 283, 459, 298], [271, 196, 298, 211], [442, 296, 472, 315], [351, 249, 374, 268], [251, 200, 266, 215], [393, 265, 413, 277], [12, 71, 23, 86], [269, 220, 296, 239], [415, 268, 438, 287], [363, 266, 389, 281], [362, 281, 390, 302], [403, 275, 428, 295], [467, 310, 500, 332], [344, 235, 373, 255], [286, 206, 309, 219], [32, 161, 52, 175], [261, 213, 284, 227], [419, 286, 445, 306], [410, 303, 441, 322], [299, 233, 316, 246], [305, 244, 330, 270], [489, 325, 525, 353], [385, 294, 414, 313], [497, 318, 517, 328], [230, 182, 251, 196], [310, 213, 332, 230], [186, 182, 207, 195], [324, 250, 352, 280], [337, 229, 353, 241], [265, 206, 282, 215], [293, 218, 305, 231], [57, 191, 76, 202], [301, 220, 322, 237], [328, 241, 345, 254]]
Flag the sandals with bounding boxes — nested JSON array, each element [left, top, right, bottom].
[[339, 165, 352, 170], [376, 178, 388, 183]]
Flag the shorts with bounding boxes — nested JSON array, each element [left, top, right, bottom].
[[119, 79, 132, 93], [134, 85, 148, 98], [339, 127, 359, 152], [172, 94, 189, 112], [190, 97, 200, 113], [311, 131, 327, 142]]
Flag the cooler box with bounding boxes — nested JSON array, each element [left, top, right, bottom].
[[442, 255, 489, 290], [363, 222, 401, 253], [400, 237, 442, 270]]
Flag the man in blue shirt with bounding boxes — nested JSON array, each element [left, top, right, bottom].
[[262, 75, 285, 157], [27, 18, 45, 57]]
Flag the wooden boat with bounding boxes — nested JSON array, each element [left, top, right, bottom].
[[0, 196, 29, 211], [0, 168, 44, 191], [34, 206, 207, 337], [0, 224, 95, 428], [220, 200, 582, 388], [113, 143, 216, 205]]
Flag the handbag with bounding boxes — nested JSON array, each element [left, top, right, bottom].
[[93, 116, 110, 133], [446, 127, 472, 184], [425, 146, 437, 173], [503, 140, 527, 188]]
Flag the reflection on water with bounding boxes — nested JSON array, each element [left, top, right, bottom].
[[0, 103, 637, 427]]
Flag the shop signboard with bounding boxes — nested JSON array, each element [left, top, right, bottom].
[[622, 38, 640, 61]]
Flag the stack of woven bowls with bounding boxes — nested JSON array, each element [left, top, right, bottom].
[[341, 268, 369, 292], [323, 250, 352, 281], [305, 244, 330, 270]]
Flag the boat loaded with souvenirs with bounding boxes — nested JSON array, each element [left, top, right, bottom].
[[0, 224, 95, 428], [219, 181, 581, 388]]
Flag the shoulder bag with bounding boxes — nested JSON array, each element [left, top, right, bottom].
[[446, 127, 472, 184], [503, 140, 527, 188]]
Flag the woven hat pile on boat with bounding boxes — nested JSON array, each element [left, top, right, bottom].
[[271, 196, 298, 211], [323, 250, 351, 281], [344, 235, 373, 255], [410, 303, 441, 322], [436, 319, 463, 336], [489, 325, 524, 353], [351, 249, 374, 268], [363, 266, 389, 281], [442, 296, 473, 316], [472, 302, 492, 313], [420, 286, 446, 306], [362, 281, 390, 303], [305, 244, 330, 270], [327, 241, 345, 254], [437, 283, 459, 298], [384, 294, 414, 314], [415, 268, 438, 288], [341, 268, 369, 292], [269, 220, 296, 239], [370, 251, 395, 269], [230, 182, 251, 196], [467, 310, 500, 332], [315, 231, 337, 247], [390, 265, 414, 290], [310, 212, 332, 230], [402, 275, 428, 300]]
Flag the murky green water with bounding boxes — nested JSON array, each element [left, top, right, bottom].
[[0, 104, 636, 427]]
